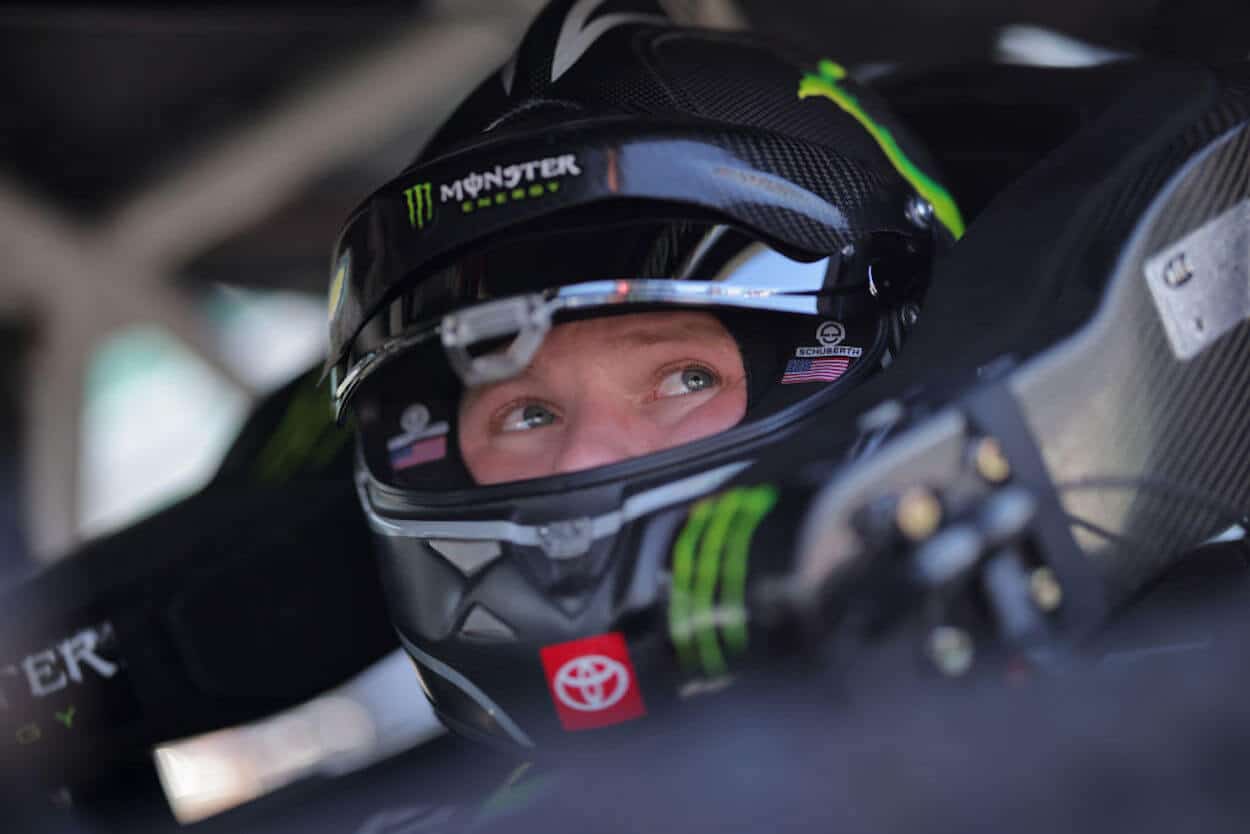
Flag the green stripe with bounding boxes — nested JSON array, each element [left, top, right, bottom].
[[252, 374, 349, 483], [669, 498, 715, 672], [719, 486, 779, 655], [798, 60, 965, 240], [693, 490, 745, 678], [470, 762, 558, 829]]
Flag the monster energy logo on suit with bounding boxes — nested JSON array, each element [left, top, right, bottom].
[[403, 182, 433, 230], [669, 485, 778, 679]]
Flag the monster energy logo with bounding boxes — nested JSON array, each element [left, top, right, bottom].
[[669, 484, 778, 679], [401, 154, 582, 230], [403, 182, 434, 229]]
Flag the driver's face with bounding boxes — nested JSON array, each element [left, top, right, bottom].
[[458, 311, 747, 485]]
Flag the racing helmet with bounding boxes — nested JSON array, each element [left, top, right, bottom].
[[326, 0, 962, 750]]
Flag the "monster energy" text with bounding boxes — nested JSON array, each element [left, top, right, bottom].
[[438, 154, 581, 204]]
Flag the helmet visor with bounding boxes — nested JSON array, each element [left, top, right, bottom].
[[346, 221, 887, 491], [334, 220, 847, 411]]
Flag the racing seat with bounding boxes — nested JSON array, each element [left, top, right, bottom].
[[778, 58, 1250, 645]]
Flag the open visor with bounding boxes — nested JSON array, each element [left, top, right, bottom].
[[343, 220, 893, 492], [332, 220, 857, 418]]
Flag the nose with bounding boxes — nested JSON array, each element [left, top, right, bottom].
[[551, 398, 653, 475]]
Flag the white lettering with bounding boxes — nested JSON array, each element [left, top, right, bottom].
[[795, 345, 864, 359], [59, 628, 119, 684], [440, 182, 462, 203], [439, 156, 584, 206], [23, 650, 66, 698], [7, 624, 122, 700]]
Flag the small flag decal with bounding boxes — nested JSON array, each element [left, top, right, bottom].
[[780, 357, 852, 384], [387, 421, 449, 472]]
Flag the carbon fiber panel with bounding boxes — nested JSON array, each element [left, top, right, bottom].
[[1014, 120, 1250, 603]]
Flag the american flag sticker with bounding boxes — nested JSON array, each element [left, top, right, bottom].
[[781, 357, 852, 384], [388, 421, 449, 472]]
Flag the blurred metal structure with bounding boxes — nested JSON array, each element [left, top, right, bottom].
[[0, 0, 759, 565], [1, 0, 552, 561]]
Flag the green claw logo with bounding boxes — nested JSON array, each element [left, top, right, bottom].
[[669, 484, 779, 679], [403, 181, 434, 229], [799, 59, 965, 240]]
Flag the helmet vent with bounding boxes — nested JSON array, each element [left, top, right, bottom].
[[428, 539, 502, 576], [458, 605, 518, 643]]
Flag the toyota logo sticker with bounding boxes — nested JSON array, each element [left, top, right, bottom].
[[553, 655, 630, 712], [540, 632, 647, 731]]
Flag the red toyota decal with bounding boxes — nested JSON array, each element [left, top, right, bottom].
[[539, 632, 647, 732]]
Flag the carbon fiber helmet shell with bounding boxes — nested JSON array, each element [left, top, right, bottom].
[[325, 1, 960, 376], [332, 0, 959, 751]]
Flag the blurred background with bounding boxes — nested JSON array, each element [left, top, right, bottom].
[[6, 0, 1250, 583], [2, 0, 1249, 826], [5, 0, 1250, 579]]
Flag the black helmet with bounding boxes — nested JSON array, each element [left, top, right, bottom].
[[326, 0, 960, 750]]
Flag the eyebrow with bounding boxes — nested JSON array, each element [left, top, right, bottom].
[[460, 318, 735, 406], [599, 320, 731, 349]]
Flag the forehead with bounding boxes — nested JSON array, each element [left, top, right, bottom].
[[538, 311, 737, 353]]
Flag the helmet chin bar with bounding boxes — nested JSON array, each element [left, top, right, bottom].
[[358, 459, 754, 559]]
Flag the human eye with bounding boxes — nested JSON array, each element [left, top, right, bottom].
[[496, 401, 561, 433], [655, 364, 720, 399]]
